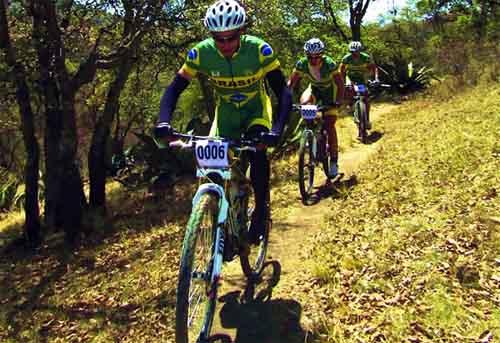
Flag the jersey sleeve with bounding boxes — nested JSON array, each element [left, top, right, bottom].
[[365, 52, 374, 64], [293, 58, 308, 75], [325, 58, 338, 73], [180, 46, 201, 77], [340, 54, 350, 66], [258, 41, 281, 74]]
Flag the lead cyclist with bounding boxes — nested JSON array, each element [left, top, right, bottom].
[[154, 0, 292, 245]]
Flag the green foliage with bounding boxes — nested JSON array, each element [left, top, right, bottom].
[[0, 168, 45, 211], [0, 169, 18, 211], [110, 131, 193, 191]]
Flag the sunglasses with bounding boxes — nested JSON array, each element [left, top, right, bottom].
[[307, 54, 322, 60], [212, 31, 240, 44]]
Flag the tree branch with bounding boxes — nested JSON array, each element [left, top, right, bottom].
[[323, 0, 349, 42]]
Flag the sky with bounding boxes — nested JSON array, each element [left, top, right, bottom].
[[363, 0, 410, 22]]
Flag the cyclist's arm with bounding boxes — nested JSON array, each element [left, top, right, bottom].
[[287, 70, 301, 90], [339, 63, 347, 82], [333, 71, 344, 104], [368, 63, 378, 80], [158, 71, 192, 123], [266, 68, 292, 134]]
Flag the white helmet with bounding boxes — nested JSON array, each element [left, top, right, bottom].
[[204, 0, 246, 32], [304, 38, 325, 55], [349, 41, 362, 52]]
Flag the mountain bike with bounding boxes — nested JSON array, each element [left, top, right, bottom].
[[293, 104, 337, 204], [348, 80, 391, 143], [169, 132, 271, 343]]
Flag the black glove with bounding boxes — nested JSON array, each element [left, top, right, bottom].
[[154, 122, 174, 139], [260, 131, 280, 147]]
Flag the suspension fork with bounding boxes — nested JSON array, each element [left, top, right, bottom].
[[301, 128, 317, 160], [191, 183, 229, 293]]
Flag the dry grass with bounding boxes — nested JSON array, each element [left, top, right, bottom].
[[0, 83, 498, 342], [309, 84, 500, 342]]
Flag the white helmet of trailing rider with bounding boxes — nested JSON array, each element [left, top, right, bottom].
[[349, 41, 363, 52], [204, 0, 246, 32], [304, 38, 325, 55]]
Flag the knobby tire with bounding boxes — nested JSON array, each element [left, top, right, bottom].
[[298, 131, 315, 204], [176, 193, 219, 343]]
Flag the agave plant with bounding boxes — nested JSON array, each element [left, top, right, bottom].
[[0, 170, 18, 211], [379, 61, 440, 94]]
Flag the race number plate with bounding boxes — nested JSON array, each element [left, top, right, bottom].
[[354, 84, 367, 93], [300, 105, 318, 120], [195, 140, 229, 168]]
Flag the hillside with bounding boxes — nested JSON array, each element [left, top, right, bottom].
[[0, 84, 499, 342]]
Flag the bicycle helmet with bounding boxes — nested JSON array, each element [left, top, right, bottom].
[[304, 38, 325, 55], [204, 0, 246, 32], [349, 41, 362, 52]]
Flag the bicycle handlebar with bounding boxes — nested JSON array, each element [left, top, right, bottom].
[[292, 103, 340, 112], [168, 131, 260, 151], [346, 81, 392, 89]]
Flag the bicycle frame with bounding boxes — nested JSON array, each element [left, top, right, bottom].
[[297, 106, 328, 164]]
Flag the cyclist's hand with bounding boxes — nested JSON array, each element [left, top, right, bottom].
[[154, 122, 174, 139], [260, 131, 280, 147], [153, 122, 176, 147]]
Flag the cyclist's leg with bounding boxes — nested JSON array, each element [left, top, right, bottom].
[[314, 86, 339, 162], [244, 124, 270, 244], [363, 90, 371, 129], [323, 110, 339, 162]]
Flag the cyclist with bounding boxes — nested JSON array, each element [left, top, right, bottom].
[[340, 41, 379, 134], [288, 38, 344, 178], [154, 0, 291, 245]]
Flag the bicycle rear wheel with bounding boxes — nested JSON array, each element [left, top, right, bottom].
[[298, 131, 315, 204], [176, 193, 220, 343], [239, 183, 270, 278]]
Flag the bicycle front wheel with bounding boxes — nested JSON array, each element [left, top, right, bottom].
[[298, 131, 315, 204], [176, 193, 219, 343]]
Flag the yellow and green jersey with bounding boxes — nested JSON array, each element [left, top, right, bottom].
[[293, 55, 339, 106], [340, 52, 374, 84], [180, 35, 280, 139]]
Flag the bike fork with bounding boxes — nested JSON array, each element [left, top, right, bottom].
[[208, 226, 224, 300], [302, 129, 317, 159]]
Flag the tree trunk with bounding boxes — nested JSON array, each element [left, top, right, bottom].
[[348, 0, 371, 41], [351, 22, 361, 41], [0, 0, 41, 245], [30, 0, 86, 242], [89, 52, 136, 214]]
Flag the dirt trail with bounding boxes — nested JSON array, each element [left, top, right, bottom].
[[211, 104, 398, 343]]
